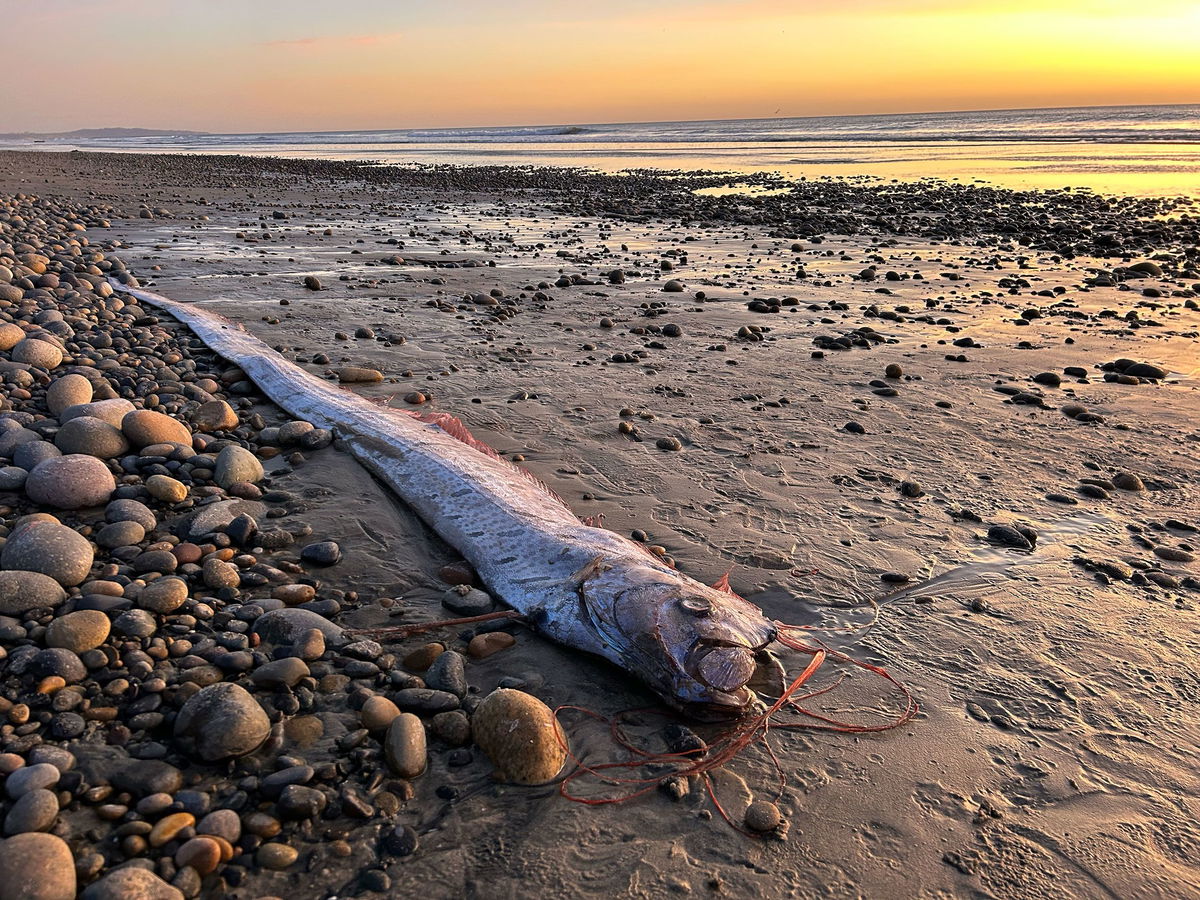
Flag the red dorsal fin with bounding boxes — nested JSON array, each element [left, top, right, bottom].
[[711, 570, 746, 600], [397, 408, 570, 507]]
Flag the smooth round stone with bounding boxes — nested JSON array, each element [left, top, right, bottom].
[[11, 338, 63, 370], [201, 557, 239, 589], [250, 657, 309, 689], [425, 650, 468, 698], [59, 399, 135, 427], [256, 842, 298, 869], [54, 416, 129, 459], [271, 583, 315, 605], [0, 570, 67, 614], [335, 366, 382, 383], [1, 520, 94, 586], [145, 474, 187, 503], [174, 683, 270, 761], [3, 788, 59, 835], [0, 464, 26, 490], [25, 455, 116, 509], [5, 763, 60, 799], [214, 445, 263, 489], [46, 374, 93, 416], [135, 577, 188, 614], [45, 610, 110, 653], [471, 689, 566, 784], [190, 400, 239, 433], [13, 441, 60, 471], [149, 811, 195, 847], [0, 832, 75, 900], [106, 498, 157, 531], [0, 323, 25, 350], [744, 799, 782, 832], [122, 410, 192, 448], [360, 695, 401, 731], [384, 713, 427, 778], [95, 520, 145, 549], [196, 808, 240, 843], [80, 866, 183, 900], [253, 607, 344, 646], [175, 836, 222, 876], [113, 608, 157, 638], [1112, 472, 1145, 491], [31, 648, 86, 683], [277, 421, 314, 444], [300, 541, 340, 566]]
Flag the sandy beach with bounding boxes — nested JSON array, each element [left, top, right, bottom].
[[0, 149, 1198, 899]]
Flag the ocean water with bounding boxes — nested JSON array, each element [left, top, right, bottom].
[[9, 105, 1200, 198]]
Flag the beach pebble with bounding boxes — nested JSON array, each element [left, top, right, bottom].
[[3, 788, 59, 835], [336, 366, 383, 383], [0, 466, 28, 489], [54, 416, 129, 458], [425, 650, 468, 697], [175, 836, 222, 876], [25, 454, 116, 509], [1112, 472, 1145, 491], [0, 832, 75, 900], [254, 607, 344, 645], [137, 576, 189, 613], [744, 800, 782, 832], [1, 520, 93, 586], [46, 374, 93, 415], [472, 689, 566, 784], [214, 444, 263, 488], [442, 588, 493, 615], [5, 764, 59, 799], [987, 524, 1034, 550], [251, 657, 309, 689], [0, 323, 25, 350], [174, 682, 270, 760], [384, 712, 427, 778], [360, 695, 401, 731], [0, 570, 67, 614], [145, 474, 188, 503], [303, 275, 322, 291], [467, 631, 515, 659], [300, 540, 341, 566], [45, 610, 110, 653], [95, 520, 145, 548], [80, 867, 182, 900], [11, 338, 63, 370], [59, 399, 135, 427], [257, 842, 299, 869], [190, 400, 239, 432], [122, 410, 192, 448]]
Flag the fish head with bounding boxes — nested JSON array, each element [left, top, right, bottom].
[[603, 564, 777, 719]]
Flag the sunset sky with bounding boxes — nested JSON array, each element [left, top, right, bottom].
[[7, 0, 1199, 133]]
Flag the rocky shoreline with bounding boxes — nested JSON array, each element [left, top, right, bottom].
[[1, 150, 1198, 900], [0, 189, 568, 899]]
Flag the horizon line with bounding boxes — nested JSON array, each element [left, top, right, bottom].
[[8, 100, 1198, 140]]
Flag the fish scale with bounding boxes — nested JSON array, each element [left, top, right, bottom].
[[111, 280, 779, 716]]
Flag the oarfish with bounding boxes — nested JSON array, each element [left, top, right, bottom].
[[111, 281, 781, 718]]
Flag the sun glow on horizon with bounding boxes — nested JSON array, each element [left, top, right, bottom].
[[4, 0, 1198, 133]]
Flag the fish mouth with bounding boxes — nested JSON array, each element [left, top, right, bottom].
[[679, 686, 761, 721]]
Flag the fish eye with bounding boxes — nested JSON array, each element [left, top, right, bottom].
[[679, 596, 712, 617]]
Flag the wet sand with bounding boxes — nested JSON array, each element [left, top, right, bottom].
[[1, 150, 1199, 899]]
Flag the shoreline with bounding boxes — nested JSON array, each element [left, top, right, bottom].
[[0, 149, 1198, 899]]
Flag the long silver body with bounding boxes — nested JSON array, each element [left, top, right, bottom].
[[112, 283, 777, 714]]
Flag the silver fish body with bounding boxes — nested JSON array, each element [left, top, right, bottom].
[[112, 282, 777, 716]]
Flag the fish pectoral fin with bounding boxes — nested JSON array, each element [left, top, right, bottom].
[[711, 570, 747, 601]]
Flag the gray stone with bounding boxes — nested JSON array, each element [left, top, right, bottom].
[[58, 398, 135, 427], [3, 788, 59, 835], [1, 520, 94, 586], [5, 763, 60, 799], [214, 445, 263, 489], [0, 571, 66, 614], [174, 683, 270, 761], [25, 455, 116, 509], [250, 657, 309, 689], [253, 607, 345, 647], [178, 499, 264, 540]]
